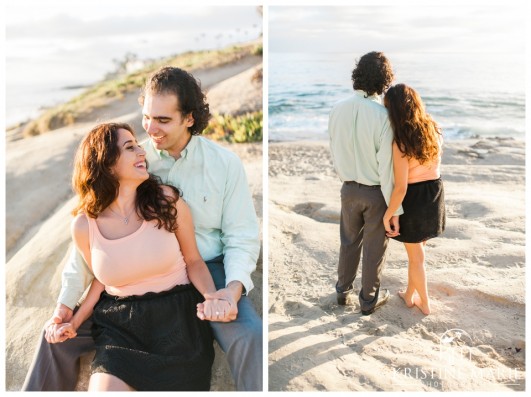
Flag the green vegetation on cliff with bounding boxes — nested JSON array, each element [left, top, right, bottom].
[[22, 42, 263, 143], [204, 111, 263, 143]]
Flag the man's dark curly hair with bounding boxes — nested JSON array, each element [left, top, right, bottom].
[[351, 52, 394, 97], [139, 67, 211, 135]]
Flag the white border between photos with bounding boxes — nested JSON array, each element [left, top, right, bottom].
[[2, 0, 529, 394]]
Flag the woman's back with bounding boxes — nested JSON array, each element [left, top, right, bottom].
[[407, 153, 441, 184]]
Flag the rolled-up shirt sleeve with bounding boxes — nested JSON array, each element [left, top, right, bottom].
[[57, 246, 94, 309], [377, 120, 404, 216], [220, 155, 260, 294]]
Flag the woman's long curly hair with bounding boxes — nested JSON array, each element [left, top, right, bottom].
[[351, 51, 394, 97], [384, 84, 442, 164], [72, 122, 181, 232]]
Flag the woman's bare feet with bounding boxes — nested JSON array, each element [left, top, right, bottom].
[[413, 295, 431, 315], [398, 290, 414, 308]]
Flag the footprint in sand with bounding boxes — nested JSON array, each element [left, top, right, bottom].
[[292, 202, 339, 224], [446, 199, 490, 220], [432, 283, 458, 297]]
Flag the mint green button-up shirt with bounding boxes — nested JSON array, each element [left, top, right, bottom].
[[329, 90, 403, 216], [59, 136, 260, 308]]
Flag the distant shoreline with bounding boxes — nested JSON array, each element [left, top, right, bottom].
[[267, 135, 523, 144], [6, 41, 262, 140]]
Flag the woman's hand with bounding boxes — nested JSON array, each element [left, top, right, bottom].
[[44, 322, 77, 344], [383, 214, 400, 238], [197, 295, 236, 322]]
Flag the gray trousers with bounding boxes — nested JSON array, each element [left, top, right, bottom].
[[336, 181, 389, 312], [22, 257, 263, 391]]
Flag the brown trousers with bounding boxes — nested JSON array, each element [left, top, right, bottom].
[[337, 181, 389, 312]]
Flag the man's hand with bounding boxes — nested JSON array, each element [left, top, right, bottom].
[[197, 298, 233, 322], [196, 281, 242, 322], [50, 303, 74, 325], [45, 322, 77, 344], [43, 303, 75, 344]]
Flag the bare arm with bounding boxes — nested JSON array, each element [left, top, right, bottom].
[[58, 246, 94, 310], [172, 196, 235, 321], [383, 142, 409, 236], [47, 279, 105, 343], [175, 198, 217, 296], [46, 214, 105, 343], [69, 278, 105, 330]]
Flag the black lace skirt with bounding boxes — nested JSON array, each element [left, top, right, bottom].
[[90, 283, 214, 391], [392, 178, 446, 243]]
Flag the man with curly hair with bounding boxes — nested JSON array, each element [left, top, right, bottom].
[[328, 51, 403, 315], [23, 67, 262, 391]]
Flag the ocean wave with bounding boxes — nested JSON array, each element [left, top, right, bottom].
[[269, 51, 525, 142]]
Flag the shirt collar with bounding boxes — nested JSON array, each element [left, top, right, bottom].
[[354, 89, 382, 104], [150, 135, 198, 160]]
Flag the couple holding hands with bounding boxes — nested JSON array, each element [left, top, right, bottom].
[[22, 51, 445, 392], [330, 51, 446, 317], [23, 67, 262, 392]]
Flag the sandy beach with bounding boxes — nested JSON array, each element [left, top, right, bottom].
[[268, 138, 525, 391], [5, 55, 263, 391]]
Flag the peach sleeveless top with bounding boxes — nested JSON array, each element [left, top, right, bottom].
[[407, 156, 441, 184], [407, 137, 443, 184], [87, 217, 190, 297]]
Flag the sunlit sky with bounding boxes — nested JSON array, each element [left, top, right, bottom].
[[5, 1, 261, 25], [5, 2, 262, 45], [3, 1, 263, 125], [269, 5, 526, 55]]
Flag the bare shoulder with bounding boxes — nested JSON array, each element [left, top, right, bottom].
[[175, 195, 191, 214], [71, 213, 89, 236], [393, 141, 406, 157], [71, 213, 91, 260]]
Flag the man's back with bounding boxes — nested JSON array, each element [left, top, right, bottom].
[[331, 51, 396, 315], [329, 90, 392, 187]]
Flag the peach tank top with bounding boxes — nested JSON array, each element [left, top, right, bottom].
[[407, 137, 443, 184], [407, 155, 441, 184], [87, 217, 190, 297]]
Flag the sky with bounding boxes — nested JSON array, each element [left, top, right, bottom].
[[269, 5, 526, 55], [5, 4, 262, 39], [5, 0, 262, 25], [6, 2, 262, 60], [3, 2, 263, 125]]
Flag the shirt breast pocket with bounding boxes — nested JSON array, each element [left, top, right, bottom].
[[182, 189, 223, 230]]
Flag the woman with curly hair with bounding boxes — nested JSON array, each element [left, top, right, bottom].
[[44, 122, 229, 391], [383, 84, 446, 315]]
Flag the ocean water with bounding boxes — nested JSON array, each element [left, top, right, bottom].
[[268, 52, 525, 141], [5, 7, 262, 127]]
